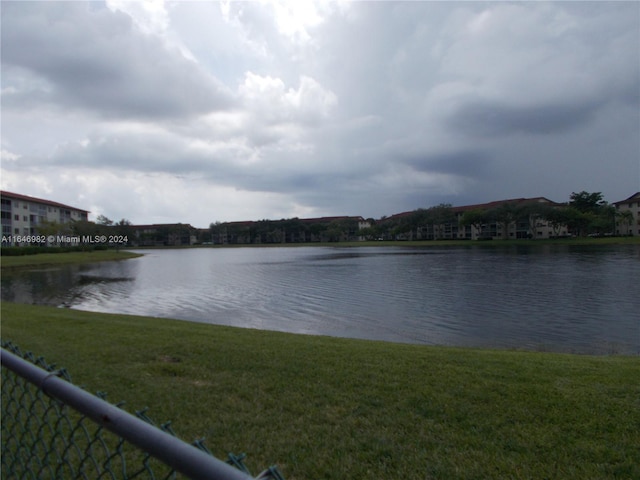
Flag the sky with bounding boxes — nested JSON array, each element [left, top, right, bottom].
[[1, 1, 639, 227]]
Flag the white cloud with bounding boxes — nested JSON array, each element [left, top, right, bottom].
[[1, 1, 233, 119], [1, 1, 638, 225], [431, 3, 637, 126], [1, 149, 21, 163], [105, 0, 170, 36], [239, 72, 337, 124], [269, 0, 324, 43]]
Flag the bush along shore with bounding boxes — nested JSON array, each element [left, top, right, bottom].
[[1, 302, 638, 480]]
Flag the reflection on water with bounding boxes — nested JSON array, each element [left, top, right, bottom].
[[2, 245, 639, 354]]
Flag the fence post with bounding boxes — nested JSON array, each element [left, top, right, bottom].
[[1, 347, 255, 480]]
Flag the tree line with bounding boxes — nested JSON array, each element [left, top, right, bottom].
[[12, 190, 632, 248], [205, 191, 630, 245], [366, 191, 628, 241], [207, 217, 363, 244]]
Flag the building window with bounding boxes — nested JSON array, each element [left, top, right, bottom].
[[14, 214, 19, 221], [14, 228, 19, 234], [24, 204, 28, 209], [23, 216, 28, 221]]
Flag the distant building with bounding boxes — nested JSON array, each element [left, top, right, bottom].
[[129, 223, 198, 246], [208, 216, 371, 244], [1, 190, 89, 245], [614, 192, 640, 236], [452, 197, 567, 240], [382, 197, 568, 240]]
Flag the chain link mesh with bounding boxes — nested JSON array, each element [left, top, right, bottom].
[[1, 340, 284, 480]]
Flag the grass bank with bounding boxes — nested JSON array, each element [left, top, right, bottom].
[[0, 249, 142, 269], [1, 302, 638, 479]]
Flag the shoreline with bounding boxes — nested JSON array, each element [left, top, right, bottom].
[[1, 235, 637, 266], [2, 301, 638, 479], [144, 236, 640, 249], [0, 249, 143, 270], [5, 301, 638, 357]]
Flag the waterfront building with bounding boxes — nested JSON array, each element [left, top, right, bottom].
[[613, 192, 640, 236], [129, 223, 198, 246], [382, 197, 569, 241], [208, 216, 370, 244], [1, 190, 89, 245]]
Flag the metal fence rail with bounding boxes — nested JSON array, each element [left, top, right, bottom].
[[1, 341, 284, 480]]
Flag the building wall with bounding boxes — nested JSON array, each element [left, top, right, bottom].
[[456, 219, 568, 241], [1, 192, 89, 245], [614, 193, 640, 236]]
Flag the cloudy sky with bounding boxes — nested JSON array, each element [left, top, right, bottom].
[[2, 1, 639, 227]]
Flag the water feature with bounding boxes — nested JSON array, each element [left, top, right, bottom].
[[2, 245, 639, 354]]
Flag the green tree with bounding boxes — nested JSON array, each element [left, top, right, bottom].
[[96, 215, 114, 226], [488, 203, 523, 240], [544, 207, 573, 237], [569, 191, 606, 214], [113, 219, 132, 247], [38, 220, 62, 244], [564, 207, 593, 237], [616, 210, 634, 235], [568, 192, 613, 236], [460, 209, 488, 239], [590, 205, 616, 235], [309, 222, 327, 242], [427, 204, 455, 240], [521, 202, 553, 239]]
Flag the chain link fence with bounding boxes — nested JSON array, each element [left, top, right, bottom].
[[1, 340, 285, 480]]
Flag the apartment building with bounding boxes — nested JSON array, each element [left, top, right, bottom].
[[452, 197, 568, 240], [614, 192, 640, 236], [383, 197, 568, 241], [209, 216, 371, 244], [129, 223, 197, 246], [1, 190, 89, 244]]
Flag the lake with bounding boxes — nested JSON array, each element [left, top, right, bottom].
[[2, 245, 639, 354]]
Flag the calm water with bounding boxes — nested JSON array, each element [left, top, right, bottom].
[[3, 245, 639, 354]]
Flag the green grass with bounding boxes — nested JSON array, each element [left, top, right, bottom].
[[0, 249, 142, 269], [1, 302, 638, 479]]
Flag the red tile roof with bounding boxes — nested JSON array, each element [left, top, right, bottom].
[[383, 197, 561, 221], [1, 190, 90, 213], [450, 197, 561, 213], [613, 192, 640, 206]]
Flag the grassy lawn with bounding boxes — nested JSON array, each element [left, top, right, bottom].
[[1, 302, 638, 479], [0, 249, 142, 269]]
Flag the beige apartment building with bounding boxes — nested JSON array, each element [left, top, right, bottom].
[[452, 197, 569, 240], [614, 192, 640, 236], [1, 190, 89, 244], [386, 197, 569, 241]]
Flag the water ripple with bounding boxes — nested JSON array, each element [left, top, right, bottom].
[[2, 245, 639, 354]]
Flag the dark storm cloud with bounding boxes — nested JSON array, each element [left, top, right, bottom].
[[1, 1, 233, 120], [405, 151, 493, 178], [1, 1, 638, 225], [448, 100, 603, 137]]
